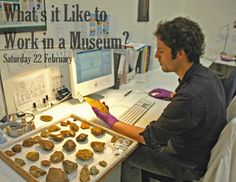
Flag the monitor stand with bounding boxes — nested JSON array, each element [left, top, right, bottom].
[[87, 93, 105, 100]]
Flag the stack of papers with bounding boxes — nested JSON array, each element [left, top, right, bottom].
[[124, 42, 146, 51]]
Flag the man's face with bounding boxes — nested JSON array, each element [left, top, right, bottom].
[[155, 38, 178, 72]]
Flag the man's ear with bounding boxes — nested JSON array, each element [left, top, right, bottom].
[[176, 49, 186, 58], [176, 49, 189, 62]]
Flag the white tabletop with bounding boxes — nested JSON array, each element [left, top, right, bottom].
[[0, 58, 213, 182]]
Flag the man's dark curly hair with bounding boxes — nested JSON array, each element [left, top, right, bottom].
[[154, 17, 205, 63]]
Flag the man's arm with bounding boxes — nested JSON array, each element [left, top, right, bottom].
[[112, 121, 146, 144]]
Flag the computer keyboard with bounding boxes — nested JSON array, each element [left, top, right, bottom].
[[118, 97, 155, 125]]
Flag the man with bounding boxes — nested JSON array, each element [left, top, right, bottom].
[[92, 17, 226, 181]]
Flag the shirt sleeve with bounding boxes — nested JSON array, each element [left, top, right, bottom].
[[141, 93, 202, 148]]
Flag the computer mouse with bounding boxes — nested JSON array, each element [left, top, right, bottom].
[[149, 92, 160, 97]]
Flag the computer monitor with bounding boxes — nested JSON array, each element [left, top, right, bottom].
[[69, 49, 114, 101]]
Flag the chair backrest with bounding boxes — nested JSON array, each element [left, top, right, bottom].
[[227, 95, 236, 122], [223, 69, 236, 107], [202, 117, 236, 182]]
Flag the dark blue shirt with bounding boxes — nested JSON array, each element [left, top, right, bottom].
[[141, 63, 227, 169]]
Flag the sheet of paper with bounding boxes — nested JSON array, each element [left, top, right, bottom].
[[11, 69, 50, 111]]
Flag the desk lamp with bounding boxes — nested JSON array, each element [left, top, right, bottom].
[[219, 20, 236, 61]]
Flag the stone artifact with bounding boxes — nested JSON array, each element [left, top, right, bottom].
[[40, 130, 51, 138], [76, 133, 88, 142], [63, 139, 76, 152], [99, 160, 107, 167], [46, 167, 69, 182], [69, 123, 79, 132], [40, 115, 53, 122], [50, 151, 64, 163], [91, 141, 105, 152], [89, 166, 99, 176], [22, 138, 35, 147], [76, 149, 94, 161], [60, 130, 75, 137], [26, 151, 39, 161], [62, 160, 78, 174], [11, 144, 22, 153], [15, 158, 25, 166], [32, 136, 42, 143], [60, 121, 68, 126], [4, 150, 16, 157], [50, 134, 64, 142], [80, 122, 90, 129], [80, 165, 90, 182], [48, 125, 61, 132], [91, 127, 104, 136], [41, 160, 51, 167], [38, 139, 54, 151], [29, 165, 47, 178]]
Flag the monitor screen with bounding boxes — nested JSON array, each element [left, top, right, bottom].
[[75, 50, 112, 83], [69, 49, 114, 100]]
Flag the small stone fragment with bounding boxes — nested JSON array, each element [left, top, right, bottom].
[[11, 144, 22, 153], [50, 151, 64, 163], [76, 133, 88, 142], [22, 138, 35, 147], [46, 167, 69, 182], [62, 160, 78, 174], [80, 165, 90, 182], [99, 160, 107, 167], [29, 165, 47, 178], [41, 160, 51, 167], [15, 158, 26, 166], [63, 139, 76, 152], [4, 150, 16, 157], [89, 166, 99, 176], [26, 151, 39, 162]]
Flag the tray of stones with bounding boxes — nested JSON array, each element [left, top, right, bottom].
[[0, 113, 138, 182]]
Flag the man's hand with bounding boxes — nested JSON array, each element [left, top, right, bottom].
[[92, 107, 118, 128], [148, 88, 174, 101]]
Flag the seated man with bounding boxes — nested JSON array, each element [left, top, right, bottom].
[[92, 17, 227, 182]]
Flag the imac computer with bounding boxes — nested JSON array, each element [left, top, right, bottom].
[[69, 49, 114, 101]]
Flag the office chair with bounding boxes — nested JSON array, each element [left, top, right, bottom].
[[222, 68, 236, 107], [227, 95, 236, 122], [202, 117, 236, 182]]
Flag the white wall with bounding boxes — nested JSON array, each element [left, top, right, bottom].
[[183, 0, 236, 57], [0, 0, 185, 65], [1, 0, 235, 54]]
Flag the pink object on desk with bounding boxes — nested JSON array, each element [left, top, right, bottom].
[[220, 54, 236, 62]]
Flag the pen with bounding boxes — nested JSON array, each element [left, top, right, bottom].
[[124, 90, 132, 97]]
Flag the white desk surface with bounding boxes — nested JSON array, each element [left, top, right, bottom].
[[214, 58, 236, 67], [0, 58, 212, 182]]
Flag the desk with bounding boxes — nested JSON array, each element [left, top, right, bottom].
[[209, 57, 236, 78], [0, 59, 212, 182], [214, 58, 236, 67]]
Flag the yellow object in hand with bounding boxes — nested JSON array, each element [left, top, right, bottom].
[[84, 97, 109, 113]]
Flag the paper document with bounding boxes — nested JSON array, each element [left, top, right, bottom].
[[125, 42, 146, 51]]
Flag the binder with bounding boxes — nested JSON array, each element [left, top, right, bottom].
[[113, 50, 126, 88]]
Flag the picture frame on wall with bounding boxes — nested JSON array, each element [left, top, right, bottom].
[[0, 0, 47, 34], [138, 0, 149, 22]]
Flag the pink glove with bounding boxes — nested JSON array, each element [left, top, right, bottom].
[[92, 107, 118, 128], [149, 88, 172, 101]]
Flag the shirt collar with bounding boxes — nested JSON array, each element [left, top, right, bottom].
[[175, 63, 201, 92]]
